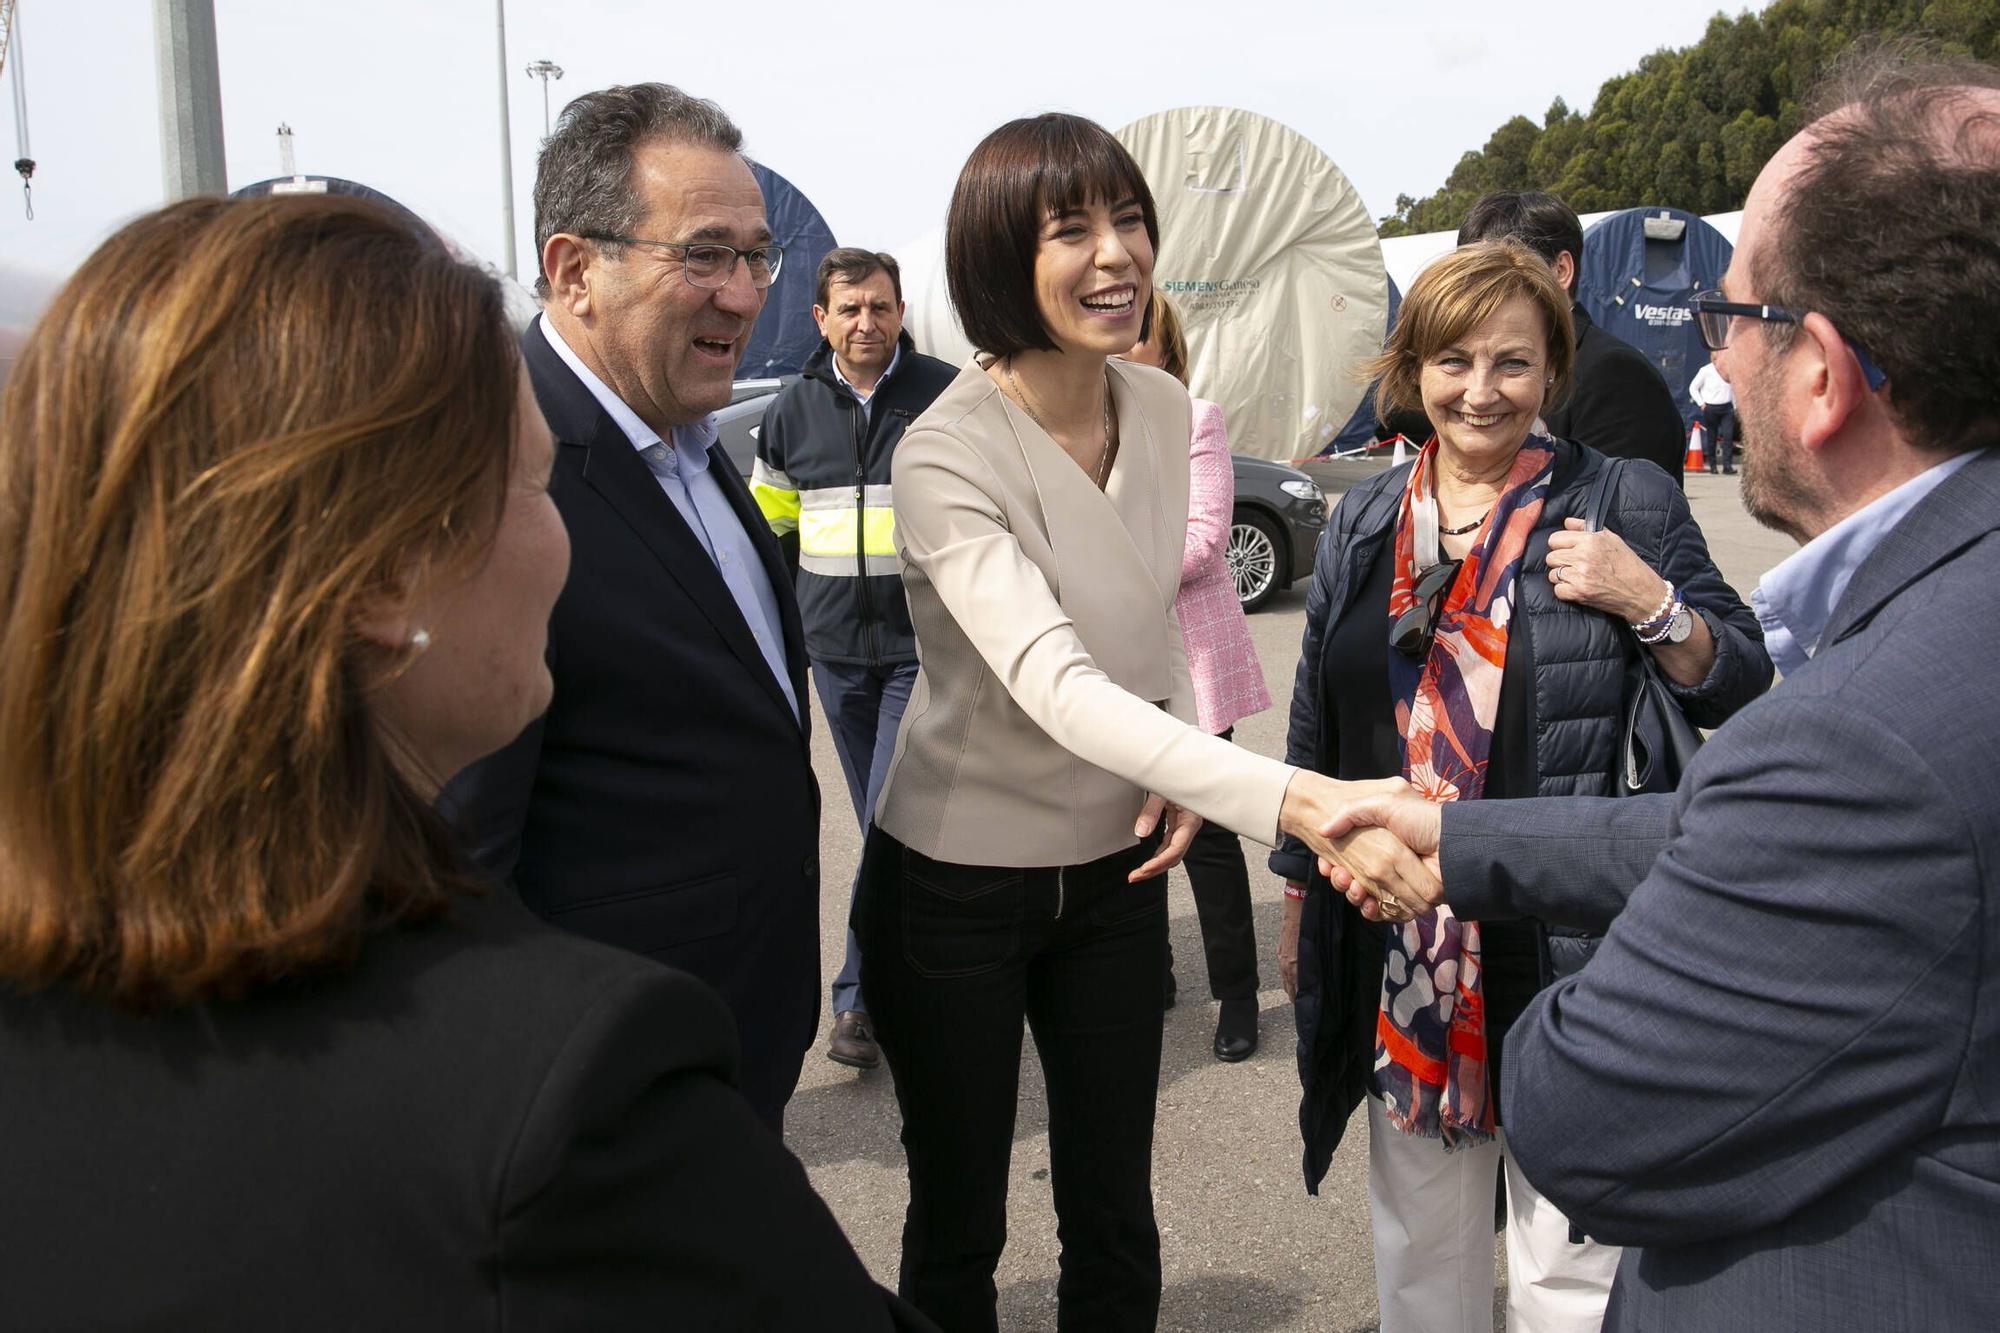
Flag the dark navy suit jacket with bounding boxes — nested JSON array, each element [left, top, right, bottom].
[[1443, 443, 2000, 1330], [446, 319, 820, 1126]]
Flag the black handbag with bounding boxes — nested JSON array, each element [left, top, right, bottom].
[[1583, 458, 1704, 796]]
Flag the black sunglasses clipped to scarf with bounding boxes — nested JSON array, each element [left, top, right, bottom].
[[1391, 557, 1465, 659]]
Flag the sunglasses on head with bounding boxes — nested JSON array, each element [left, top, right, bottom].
[[1391, 558, 1464, 659]]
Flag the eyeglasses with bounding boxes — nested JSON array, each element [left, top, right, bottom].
[[1689, 290, 1888, 392], [1391, 558, 1464, 659], [581, 234, 786, 290]]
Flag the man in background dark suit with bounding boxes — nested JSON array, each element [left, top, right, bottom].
[[1459, 190, 1687, 485], [1325, 53, 2000, 1331], [447, 83, 818, 1132]]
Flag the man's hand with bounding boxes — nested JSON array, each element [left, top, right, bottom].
[[1129, 794, 1202, 881], [1312, 785, 1444, 921], [1279, 772, 1440, 910]]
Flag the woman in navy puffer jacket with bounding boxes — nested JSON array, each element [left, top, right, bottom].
[[1270, 241, 1771, 1333]]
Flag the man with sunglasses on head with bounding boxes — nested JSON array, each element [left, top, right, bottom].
[[446, 83, 820, 1134], [1321, 51, 2000, 1330]]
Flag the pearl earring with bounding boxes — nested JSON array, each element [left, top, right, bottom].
[[410, 628, 432, 651]]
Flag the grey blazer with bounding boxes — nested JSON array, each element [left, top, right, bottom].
[[877, 357, 1296, 867], [1441, 444, 2000, 1330]]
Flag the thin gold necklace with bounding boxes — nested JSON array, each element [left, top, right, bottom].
[[1006, 358, 1115, 489]]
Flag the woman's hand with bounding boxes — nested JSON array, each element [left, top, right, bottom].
[[1322, 859, 1413, 924], [1278, 892, 1302, 1000], [1278, 771, 1440, 907], [1128, 794, 1202, 881], [1545, 517, 1670, 623], [1546, 517, 1719, 686]]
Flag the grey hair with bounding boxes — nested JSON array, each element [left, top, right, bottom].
[[531, 83, 744, 299]]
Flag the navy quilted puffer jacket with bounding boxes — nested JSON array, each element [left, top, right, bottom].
[[1270, 438, 1772, 1193]]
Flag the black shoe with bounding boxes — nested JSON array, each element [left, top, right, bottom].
[[1212, 999, 1258, 1062], [1722, 467, 1737, 475]]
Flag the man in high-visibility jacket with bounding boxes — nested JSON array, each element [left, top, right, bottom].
[[753, 248, 955, 1071]]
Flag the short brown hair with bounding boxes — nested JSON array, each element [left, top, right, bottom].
[[1762, 46, 2000, 455], [945, 113, 1159, 357], [1144, 290, 1190, 385], [815, 247, 903, 308], [0, 195, 519, 1006], [1363, 239, 1575, 422]]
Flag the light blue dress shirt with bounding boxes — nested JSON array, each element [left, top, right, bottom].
[[1752, 449, 1982, 676], [540, 319, 801, 723], [828, 343, 901, 429]]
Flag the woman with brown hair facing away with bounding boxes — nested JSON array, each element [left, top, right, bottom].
[[0, 195, 927, 1330], [855, 113, 1429, 1332]]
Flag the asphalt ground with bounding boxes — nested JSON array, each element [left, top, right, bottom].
[[789, 467, 1787, 1332]]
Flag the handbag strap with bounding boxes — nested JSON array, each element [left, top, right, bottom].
[[1581, 454, 1702, 789], [1581, 453, 1652, 652], [1582, 455, 1627, 535]]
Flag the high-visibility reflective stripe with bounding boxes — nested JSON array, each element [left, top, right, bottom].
[[749, 458, 800, 535], [798, 505, 897, 559], [799, 484, 893, 511], [801, 551, 901, 577]]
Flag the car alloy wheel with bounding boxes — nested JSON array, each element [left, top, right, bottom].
[[1228, 509, 1282, 612]]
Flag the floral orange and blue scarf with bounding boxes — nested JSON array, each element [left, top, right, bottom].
[[1375, 435, 1554, 1146]]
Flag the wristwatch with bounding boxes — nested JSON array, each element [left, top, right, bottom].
[[1663, 601, 1696, 644]]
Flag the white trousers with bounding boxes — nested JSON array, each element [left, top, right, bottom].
[[1367, 1096, 1621, 1333]]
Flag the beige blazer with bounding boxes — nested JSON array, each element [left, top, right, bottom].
[[876, 356, 1297, 868]]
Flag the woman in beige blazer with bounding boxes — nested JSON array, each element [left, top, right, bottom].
[[853, 114, 1424, 1333]]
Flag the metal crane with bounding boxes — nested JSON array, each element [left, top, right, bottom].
[[1, 0, 34, 218], [0, 0, 18, 81]]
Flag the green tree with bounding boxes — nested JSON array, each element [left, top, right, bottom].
[[1376, 0, 2000, 236]]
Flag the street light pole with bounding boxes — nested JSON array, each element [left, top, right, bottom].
[[154, 0, 227, 200], [525, 59, 564, 138], [494, 0, 516, 278]]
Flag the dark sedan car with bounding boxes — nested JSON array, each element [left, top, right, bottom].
[[717, 380, 1326, 612]]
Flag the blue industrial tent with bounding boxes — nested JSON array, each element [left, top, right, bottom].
[[231, 176, 543, 330], [1578, 207, 1733, 428], [739, 162, 837, 379]]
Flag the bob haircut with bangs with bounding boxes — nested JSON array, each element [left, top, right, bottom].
[[946, 113, 1159, 357], [1363, 238, 1575, 423]]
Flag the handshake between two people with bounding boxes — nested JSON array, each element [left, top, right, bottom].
[[1278, 772, 1444, 925]]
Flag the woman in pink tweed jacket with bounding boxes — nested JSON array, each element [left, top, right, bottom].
[[1127, 293, 1272, 1063]]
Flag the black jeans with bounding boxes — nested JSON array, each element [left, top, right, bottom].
[[1173, 727, 1260, 1002], [856, 823, 1167, 1333]]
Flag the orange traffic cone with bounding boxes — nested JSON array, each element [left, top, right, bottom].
[[1685, 423, 1706, 472]]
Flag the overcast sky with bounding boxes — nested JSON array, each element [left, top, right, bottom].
[[3, 0, 1747, 287]]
